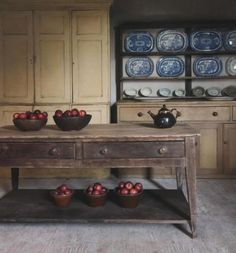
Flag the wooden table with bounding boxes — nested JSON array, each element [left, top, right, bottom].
[[0, 123, 199, 238]]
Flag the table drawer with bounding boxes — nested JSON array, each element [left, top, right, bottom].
[[0, 143, 75, 159], [83, 141, 184, 159], [118, 106, 231, 122]]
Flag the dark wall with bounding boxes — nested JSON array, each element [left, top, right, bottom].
[[110, 0, 236, 25]]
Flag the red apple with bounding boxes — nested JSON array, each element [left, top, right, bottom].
[[118, 182, 125, 189], [34, 109, 41, 114], [63, 110, 72, 117], [120, 188, 129, 195], [19, 113, 27, 119], [71, 108, 79, 117], [130, 188, 138, 195], [102, 187, 107, 193], [37, 113, 45, 120], [124, 181, 133, 190], [13, 113, 20, 119], [64, 189, 72, 195], [29, 114, 38, 120], [55, 110, 63, 117], [134, 182, 143, 192], [42, 111, 48, 118], [93, 184, 102, 192], [79, 110, 86, 117], [87, 186, 93, 193], [58, 184, 68, 193], [25, 111, 32, 119], [92, 190, 101, 195]]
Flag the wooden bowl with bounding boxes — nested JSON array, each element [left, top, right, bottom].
[[53, 114, 92, 131], [84, 190, 108, 207], [13, 118, 47, 131], [50, 190, 74, 207], [116, 190, 143, 208]]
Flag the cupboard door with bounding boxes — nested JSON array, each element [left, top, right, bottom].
[[0, 11, 34, 103], [0, 105, 32, 126], [190, 123, 223, 175], [223, 124, 236, 174], [34, 11, 71, 103], [71, 104, 109, 124], [72, 10, 110, 104]]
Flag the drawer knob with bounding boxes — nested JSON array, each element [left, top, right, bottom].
[[48, 147, 59, 156], [159, 146, 168, 154], [99, 148, 108, 155], [212, 112, 218, 117], [137, 112, 144, 117]]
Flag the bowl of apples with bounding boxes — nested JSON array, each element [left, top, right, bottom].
[[53, 108, 92, 131], [50, 184, 74, 207], [84, 182, 108, 207], [13, 110, 48, 131], [115, 181, 143, 208]]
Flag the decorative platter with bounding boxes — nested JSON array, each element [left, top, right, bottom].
[[123, 88, 138, 97], [221, 86, 236, 97], [156, 30, 188, 52], [190, 31, 222, 52], [224, 31, 236, 51], [193, 57, 222, 76], [206, 87, 221, 97], [139, 87, 153, 97], [174, 88, 186, 97], [226, 56, 236, 76], [158, 88, 171, 97], [156, 57, 184, 77], [192, 86, 205, 97], [124, 32, 154, 53], [125, 57, 154, 77]]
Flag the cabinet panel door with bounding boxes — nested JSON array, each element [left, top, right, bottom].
[[223, 124, 236, 174], [72, 10, 109, 104], [34, 11, 71, 103], [0, 105, 32, 126], [0, 11, 33, 103], [190, 123, 223, 175], [71, 104, 109, 124]]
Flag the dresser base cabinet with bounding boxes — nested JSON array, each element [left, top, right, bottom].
[[117, 101, 236, 178], [0, 124, 199, 238]]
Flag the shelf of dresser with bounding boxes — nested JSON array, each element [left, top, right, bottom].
[[121, 76, 236, 81], [0, 189, 190, 224]]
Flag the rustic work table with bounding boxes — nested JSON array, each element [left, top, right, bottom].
[[0, 123, 199, 238]]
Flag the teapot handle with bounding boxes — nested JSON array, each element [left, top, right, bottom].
[[171, 108, 181, 118]]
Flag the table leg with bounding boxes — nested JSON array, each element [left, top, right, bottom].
[[185, 137, 197, 238], [176, 167, 184, 190], [11, 168, 19, 190]]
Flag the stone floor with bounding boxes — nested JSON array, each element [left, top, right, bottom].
[[0, 178, 235, 253]]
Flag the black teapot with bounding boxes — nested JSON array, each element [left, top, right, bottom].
[[147, 104, 181, 128]]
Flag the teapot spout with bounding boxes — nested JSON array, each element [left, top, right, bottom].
[[147, 110, 155, 119]]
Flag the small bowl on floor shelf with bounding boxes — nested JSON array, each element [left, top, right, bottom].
[[13, 118, 47, 131], [50, 184, 74, 207], [53, 115, 92, 131], [115, 190, 143, 208], [84, 183, 108, 207]]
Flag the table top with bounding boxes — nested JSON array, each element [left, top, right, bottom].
[[0, 123, 199, 141]]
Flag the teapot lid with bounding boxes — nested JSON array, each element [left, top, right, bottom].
[[159, 104, 169, 114]]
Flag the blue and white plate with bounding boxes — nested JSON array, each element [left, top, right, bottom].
[[224, 31, 236, 51], [157, 57, 185, 77], [190, 31, 222, 52], [156, 30, 188, 52], [226, 56, 236, 76], [124, 32, 154, 53], [125, 57, 154, 77], [193, 57, 222, 76]]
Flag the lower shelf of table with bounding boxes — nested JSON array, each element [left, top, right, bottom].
[[0, 189, 190, 224]]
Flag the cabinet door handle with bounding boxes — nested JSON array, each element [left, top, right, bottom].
[[99, 148, 108, 155], [48, 147, 59, 156], [137, 112, 143, 117], [212, 112, 218, 117], [158, 146, 168, 154]]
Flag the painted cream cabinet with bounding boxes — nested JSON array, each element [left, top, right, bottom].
[[0, 0, 112, 178], [0, 0, 112, 126], [117, 101, 236, 177]]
